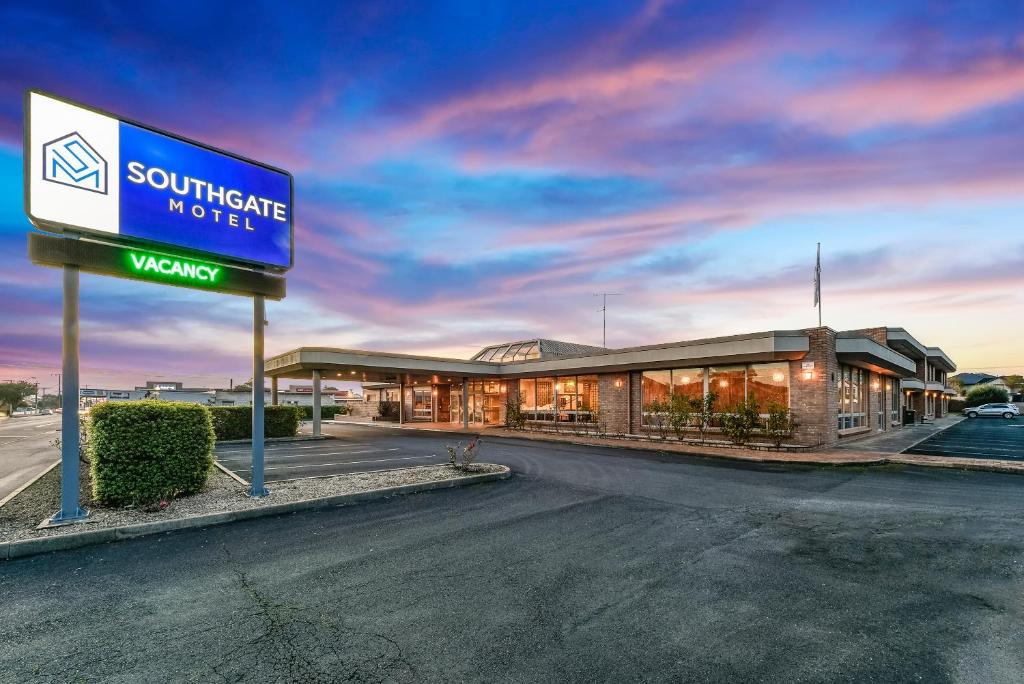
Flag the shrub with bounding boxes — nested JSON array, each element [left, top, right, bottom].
[[505, 396, 526, 430], [764, 402, 793, 448], [209, 405, 301, 440], [445, 438, 481, 470], [668, 394, 693, 439], [964, 385, 1010, 407], [88, 400, 214, 506], [948, 398, 965, 413], [295, 404, 351, 420], [377, 400, 399, 421], [644, 399, 669, 439], [693, 391, 718, 444], [721, 397, 761, 446]]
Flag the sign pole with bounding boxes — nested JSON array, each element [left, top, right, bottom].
[[52, 264, 87, 522], [249, 294, 269, 497]]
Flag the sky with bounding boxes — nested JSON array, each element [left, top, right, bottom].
[[1, 0, 1023, 393]]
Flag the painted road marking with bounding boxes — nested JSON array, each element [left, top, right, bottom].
[[215, 443, 376, 455], [217, 448, 401, 463]]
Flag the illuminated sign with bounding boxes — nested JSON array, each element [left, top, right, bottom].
[[128, 251, 221, 284], [25, 90, 293, 271]]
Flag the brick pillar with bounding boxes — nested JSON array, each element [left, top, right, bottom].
[[598, 373, 629, 434], [867, 372, 883, 431], [788, 327, 839, 446], [629, 371, 642, 435]]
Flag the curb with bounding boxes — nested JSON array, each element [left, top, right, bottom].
[[0, 460, 61, 509], [331, 420, 484, 436], [1, 466, 510, 562]]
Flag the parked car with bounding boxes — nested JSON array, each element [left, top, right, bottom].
[[963, 403, 1020, 419]]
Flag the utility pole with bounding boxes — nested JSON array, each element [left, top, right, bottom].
[[53, 372, 62, 410], [593, 293, 623, 348]]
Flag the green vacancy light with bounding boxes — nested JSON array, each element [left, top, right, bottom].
[[127, 252, 221, 283]]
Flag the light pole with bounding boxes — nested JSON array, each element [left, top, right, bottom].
[[593, 293, 622, 348]]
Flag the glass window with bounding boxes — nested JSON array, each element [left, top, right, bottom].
[[709, 366, 745, 410], [671, 369, 705, 403], [535, 377, 555, 420], [578, 375, 599, 421], [500, 344, 523, 362], [413, 387, 432, 419], [642, 370, 671, 425], [520, 378, 536, 411], [837, 365, 867, 429], [520, 343, 540, 360], [746, 363, 788, 409], [556, 376, 577, 420]]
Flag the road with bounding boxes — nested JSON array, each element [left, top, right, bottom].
[[0, 414, 61, 501], [3, 425, 1024, 682]]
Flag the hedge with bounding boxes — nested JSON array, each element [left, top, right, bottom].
[[88, 400, 214, 506], [295, 404, 352, 420], [208, 405, 301, 440], [964, 385, 1010, 407], [948, 399, 965, 413]]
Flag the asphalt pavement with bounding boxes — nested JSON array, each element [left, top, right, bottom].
[[904, 415, 1024, 460], [3, 424, 1024, 682], [0, 414, 62, 501]]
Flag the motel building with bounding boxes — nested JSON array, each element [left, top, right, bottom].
[[265, 326, 955, 447]]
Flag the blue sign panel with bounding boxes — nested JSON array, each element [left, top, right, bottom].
[[119, 123, 292, 269], [26, 91, 293, 271]]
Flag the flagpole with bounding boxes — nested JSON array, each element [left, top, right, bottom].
[[814, 242, 822, 327]]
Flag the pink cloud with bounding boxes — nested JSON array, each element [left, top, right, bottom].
[[789, 57, 1024, 132]]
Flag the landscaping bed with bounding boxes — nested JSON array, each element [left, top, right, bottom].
[[0, 462, 507, 545]]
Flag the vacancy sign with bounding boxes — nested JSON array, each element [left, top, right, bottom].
[[25, 91, 293, 271]]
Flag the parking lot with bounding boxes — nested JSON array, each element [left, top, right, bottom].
[[904, 415, 1024, 461], [215, 423, 454, 482]]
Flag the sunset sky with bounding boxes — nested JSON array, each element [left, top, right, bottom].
[[1, 1, 1023, 392]]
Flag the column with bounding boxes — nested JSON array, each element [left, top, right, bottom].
[[398, 381, 404, 424], [250, 295, 268, 497], [271, 375, 278, 406], [312, 369, 321, 438], [52, 265, 87, 523], [462, 378, 469, 429]]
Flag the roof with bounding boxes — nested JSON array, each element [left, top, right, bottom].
[[470, 338, 606, 362], [952, 372, 997, 385]]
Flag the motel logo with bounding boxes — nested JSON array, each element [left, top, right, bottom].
[[42, 131, 108, 194]]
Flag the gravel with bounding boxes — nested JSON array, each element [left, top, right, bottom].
[[0, 462, 505, 543]]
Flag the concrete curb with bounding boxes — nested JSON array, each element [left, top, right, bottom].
[[2, 466, 511, 562], [885, 456, 1024, 474], [331, 419, 483, 436], [0, 460, 61, 509]]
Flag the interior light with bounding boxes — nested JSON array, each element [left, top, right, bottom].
[[871, 382, 880, 390], [885, 383, 891, 390], [772, 373, 785, 383], [681, 376, 691, 384], [719, 380, 728, 387]]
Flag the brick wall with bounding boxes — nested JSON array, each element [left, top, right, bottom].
[[629, 371, 642, 434], [789, 327, 839, 446], [598, 373, 630, 434]]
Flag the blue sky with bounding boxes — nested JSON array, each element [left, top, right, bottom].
[[1, 0, 1023, 390]]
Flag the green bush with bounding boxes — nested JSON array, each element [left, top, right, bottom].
[[964, 385, 1010, 407], [720, 397, 761, 446], [948, 399, 965, 413], [295, 404, 352, 420], [209, 405, 301, 440], [88, 400, 214, 506], [764, 402, 793, 448], [504, 396, 526, 430], [377, 400, 399, 420]]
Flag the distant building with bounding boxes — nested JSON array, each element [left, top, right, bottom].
[[950, 372, 1012, 399]]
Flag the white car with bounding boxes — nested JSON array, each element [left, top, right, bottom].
[[963, 403, 1019, 419]]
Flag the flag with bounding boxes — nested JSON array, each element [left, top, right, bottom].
[[813, 242, 821, 307]]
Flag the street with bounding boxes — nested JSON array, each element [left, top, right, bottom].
[[3, 426, 1023, 682], [0, 414, 61, 502]]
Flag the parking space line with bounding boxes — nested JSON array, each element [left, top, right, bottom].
[[264, 455, 443, 471]]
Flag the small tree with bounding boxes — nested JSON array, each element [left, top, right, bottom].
[[964, 384, 1010, 407], [721, 397, 761, 446], [646, 399, 669, 439], [764, 402, 793, 448], [0, 381, 35, 415], [377, 399, 399, 420], [693, 391, 718, 444], [504, 395, 526, 430], [668, 394, 692, 439]]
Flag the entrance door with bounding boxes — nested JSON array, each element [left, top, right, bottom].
[[436, 385, 451, 422], [413, 387, 432, 420]]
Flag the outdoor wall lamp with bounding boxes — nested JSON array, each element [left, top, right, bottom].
[[802, 370, 814, 381], [614, 379, 624, 388]]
